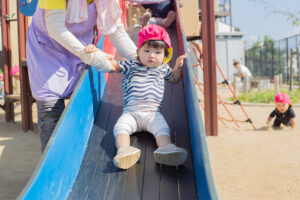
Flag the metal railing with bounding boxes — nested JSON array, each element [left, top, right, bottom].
[[245, 34, 300, 84]]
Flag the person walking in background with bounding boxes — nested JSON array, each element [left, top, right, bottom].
[[233, 60, 252, 92], [27, 0, 137, 152], [267, 92, 296, 129], [233, 60, 252, 81]]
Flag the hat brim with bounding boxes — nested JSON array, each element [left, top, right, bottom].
[[163, 48, 173, 64]]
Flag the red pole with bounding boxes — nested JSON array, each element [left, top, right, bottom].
[[1, 0, 14, 121], [200, 0, 218, 136]]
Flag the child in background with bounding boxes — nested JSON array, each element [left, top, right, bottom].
[[10, 65, 21, 96], [267, 92, 296, 129], [85, 24, 188, 169], [10, 65, 20, 80], [141, 0, 176, 28]]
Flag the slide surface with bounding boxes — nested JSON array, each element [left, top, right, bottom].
[[18, 4, 218, 200]]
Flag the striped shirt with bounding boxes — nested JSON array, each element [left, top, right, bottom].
[[119, 60, 174, 112]]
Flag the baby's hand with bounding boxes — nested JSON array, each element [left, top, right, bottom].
[[84, 44, 99, 53], [175, 54, 188, 69], [266, 117, 271, 126], [105, 54, 120, 72]]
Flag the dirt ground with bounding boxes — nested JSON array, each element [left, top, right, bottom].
[[0, 100, 299, 200], [207, 104, 300, 200], [0, 102, 40, 200]]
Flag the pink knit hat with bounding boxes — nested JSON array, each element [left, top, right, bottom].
[[138, 24, 172, 49], [275, 93, 291, 104], [10, 65, 20, 77], [137, 24, 173, 63]]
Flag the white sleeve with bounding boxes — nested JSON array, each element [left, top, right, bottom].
[[45, 9, 113, 72], [108, 24, 137, 60]]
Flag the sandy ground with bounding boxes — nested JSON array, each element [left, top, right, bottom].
[[1, 100, 299, 200], [207, 104, 300, 200], [0, 101, 40, 200]]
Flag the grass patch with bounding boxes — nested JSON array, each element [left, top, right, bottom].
[[228, 89, 300, 103]]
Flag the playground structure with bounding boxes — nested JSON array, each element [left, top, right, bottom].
[[1, 0, 33, 131], [191, 41, 256, 130], [0, 0, 226, 199]]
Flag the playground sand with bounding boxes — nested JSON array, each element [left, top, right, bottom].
[[0, 102, 40, 200], [1, 103, 300, 200], [207, 104, 300, 200]]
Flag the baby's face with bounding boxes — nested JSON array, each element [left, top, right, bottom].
[[276, 102, 289, 113], [138, 45, 165, 68]]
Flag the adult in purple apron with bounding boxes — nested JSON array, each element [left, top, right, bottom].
[[27, 0, 137, 151]]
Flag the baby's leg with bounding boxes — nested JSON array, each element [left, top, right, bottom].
[[163, 10, 176, 27], [115, 134, 130, 149], [144, 112, 188, 166], [272, 117, 282, 128], [113, 113, 140, 169]]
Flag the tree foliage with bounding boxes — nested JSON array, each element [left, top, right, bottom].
[[248, 0, 300, 26]]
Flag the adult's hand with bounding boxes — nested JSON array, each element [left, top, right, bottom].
[[45, 9, 113, 72]]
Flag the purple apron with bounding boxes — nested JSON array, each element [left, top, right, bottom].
[[26, 3, 97, 101]]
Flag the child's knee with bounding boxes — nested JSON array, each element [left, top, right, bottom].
[[113, 124, 133, 137]]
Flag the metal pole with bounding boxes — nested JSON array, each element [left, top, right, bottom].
[[229, 0, 232, 32], [286, 38, 289, 83], [271, 42, 274, 79], [200, 0, 218, 136], [289, 48, 293, 91]]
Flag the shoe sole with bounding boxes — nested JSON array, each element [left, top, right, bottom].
[[113, 149, 141, 169], [154, 151, 188, 166]]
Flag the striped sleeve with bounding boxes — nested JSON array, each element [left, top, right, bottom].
[[164, 64, 174, 81], [118, 60, 132, 75]]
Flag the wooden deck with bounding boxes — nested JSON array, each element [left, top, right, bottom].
[[68, 27, 198, 200]]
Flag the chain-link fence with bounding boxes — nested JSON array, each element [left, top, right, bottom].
[[245, 34, 300, 84]]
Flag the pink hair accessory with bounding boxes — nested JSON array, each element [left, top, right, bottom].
[[138, 24, 172, 49], [275, 92, 291, 105], [10, 65, 20, 77]]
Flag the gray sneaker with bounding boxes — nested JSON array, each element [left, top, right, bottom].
[[113, 146, 141, 169], [154, 144, 188, 166]]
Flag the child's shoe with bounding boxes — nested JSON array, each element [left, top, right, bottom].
[[142, 11, 151, 27], [154, 144, 188, 166], [163, 10, 176, 27], [113, 146, 141, 169]]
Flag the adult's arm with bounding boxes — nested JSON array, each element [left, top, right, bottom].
[[45, 9, 113, 72], [108, 23, 137, 60]]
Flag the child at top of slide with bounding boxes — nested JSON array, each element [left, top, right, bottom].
[[85, 24, 188, 169]]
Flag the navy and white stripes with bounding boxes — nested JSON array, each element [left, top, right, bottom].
[[119, 60, 173, 111]]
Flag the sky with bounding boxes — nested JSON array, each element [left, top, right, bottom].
[[231, 0, 300, 47]]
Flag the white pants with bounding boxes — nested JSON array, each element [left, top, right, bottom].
[[113, 111, 170, 138]]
